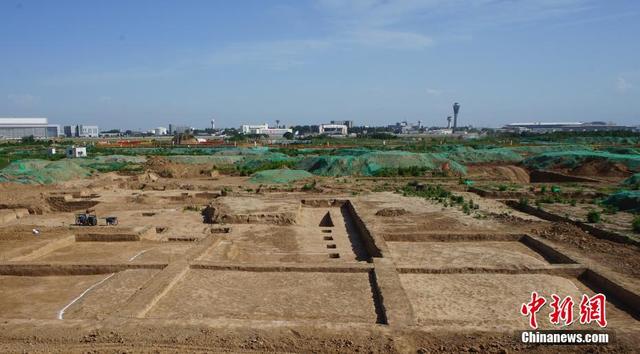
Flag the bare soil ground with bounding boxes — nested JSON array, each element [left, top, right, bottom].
[[0, 171, 638, 353]]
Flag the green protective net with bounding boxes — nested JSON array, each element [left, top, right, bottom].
[[436, 146, 523, 164], [508, 145, 593, 155], [76, 155, 146, 172], [523, 150, 640, 172], [296, 150, 467, 176], [0, 159, 93, 184], [623, 173, 640, 186], [0, 155, 147, 184], [166, 155, 244, 165], [602, 190, 640, 211], [249, 169, 314, 184]]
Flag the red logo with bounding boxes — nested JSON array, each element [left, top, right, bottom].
[[520, 291, 547, 329], [521, 292, 607, 329], [579, 294, 607, 328], [549, 294, 574, 326]]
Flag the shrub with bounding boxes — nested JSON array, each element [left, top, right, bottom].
[[633, 217, 640, 233], [586, 210, 601, 223], [302, 180, 317, 191], [498, 184, 508, 191]]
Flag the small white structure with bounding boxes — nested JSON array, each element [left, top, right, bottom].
[[427, 129, 453, 135], [151, 127, 168, 136], [48, 147, 57, 155], [240, 123, 292, 137], [319, 124, 348, 136], [66, 145, 87, 158]]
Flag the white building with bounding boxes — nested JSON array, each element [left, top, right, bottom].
[[151, 127, 168, 136], [66, 145, 87, 158], [241, 123, 292, 137], [319, 124, 348, 136], [0, 118, 60, 139], [502, 121, 633, 133], [64, 125, 100, 138]]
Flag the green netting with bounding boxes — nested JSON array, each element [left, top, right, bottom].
[[523, 150, 640, 172], [602, 190, 640, 211], [0, 155, 147, 184], [0, 159, 93, 184], [623, 173, 640, 186], [437, 146, 523, 164], [509, 145, 593, 155], [76, 155, 146, 172], [249, 169, 314, 184], [296, 151, 466, 176], [166, 155, 243, 165], [602, 147, 640, 155]]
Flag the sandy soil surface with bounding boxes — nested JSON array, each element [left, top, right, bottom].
[[1, 172, 639, 352], [147, 269, 379, 323], [400, 273, 638, 331], [0, 274, 110, 319], [388, 241, 550, 268], [532, 222, 640, 278]]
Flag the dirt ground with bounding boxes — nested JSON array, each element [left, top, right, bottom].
[[0, 171, 638, 353]]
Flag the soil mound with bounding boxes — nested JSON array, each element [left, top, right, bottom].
[[468, 165, 529, 183], [570, 159, 632, 177], [144, 156, 212, 179], [46, 197, 99, 212], [375, 208, 409, 217]]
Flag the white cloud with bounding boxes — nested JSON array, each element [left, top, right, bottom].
[[315, 0, 595, 36], [7, 94, 38, 106], [209, 39, 331, 71], [347, 29, 433, 49], [616, 77, 632, 93], [426, 88, 442, 96]]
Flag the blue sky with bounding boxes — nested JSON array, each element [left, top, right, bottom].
[[0, 0, 638, 129]]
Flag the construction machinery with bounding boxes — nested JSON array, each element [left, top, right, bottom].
[[75, 209, 118, 226], [75, 212, 98, 226]]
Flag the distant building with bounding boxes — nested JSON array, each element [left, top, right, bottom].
[[330, 120, 354, 129], [172, 125, 192, 134], [389, 120, 422, 134], [150, 127, 168, 136], [319, 124, 348, 136], [241, 123, 292, 137], [0, 118, 60, 139], [66, 145, 87, 158], [427, 129, 453, 135], [502, 121, 634, 133], [63, 125, 99, 138]]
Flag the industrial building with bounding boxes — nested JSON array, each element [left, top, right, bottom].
[[0, 118, 60, 139], [330, 120, 354, 129], [319, 124, 348, 136], [502, 121, 635, 133], [63, 125, 100, 138], [149, 127, 168, 136], [241, 123, 292, 136], [169, 125, 192, 134]]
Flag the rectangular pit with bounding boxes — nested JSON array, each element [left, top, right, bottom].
[[388, 241, 553, 268], [146, 269, 381, 323], [400, 273, 637, 330], [385, 234, 576, 268], [0, 269, 159, 319], [34, 242, 194, 263]]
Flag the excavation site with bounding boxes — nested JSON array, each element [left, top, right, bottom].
[[0, 143, 639, 353]]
